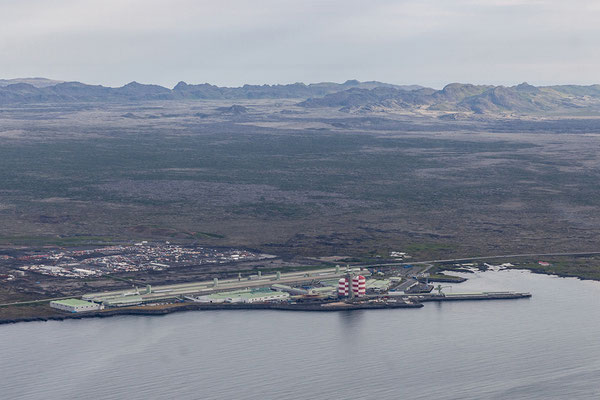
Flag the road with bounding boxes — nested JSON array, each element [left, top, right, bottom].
[[357, 250, 600, 293], [0, 296, 78, 307], [359, 251, 600, 269]]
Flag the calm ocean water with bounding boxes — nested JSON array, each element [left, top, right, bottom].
[[1, 269, 600, 400]]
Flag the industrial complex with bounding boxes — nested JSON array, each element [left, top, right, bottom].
[[46, 263, 531, 314]]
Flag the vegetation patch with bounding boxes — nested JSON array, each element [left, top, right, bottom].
[[506, 257, 600, 281]]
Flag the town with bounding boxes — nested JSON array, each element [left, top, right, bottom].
[[6, 242, 273, 278]]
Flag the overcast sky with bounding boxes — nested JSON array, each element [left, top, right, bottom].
[[1, 0, 599, 88]]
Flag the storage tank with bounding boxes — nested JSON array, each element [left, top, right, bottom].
[[338, 278, 349, 297], [352, 275, 366, 297]]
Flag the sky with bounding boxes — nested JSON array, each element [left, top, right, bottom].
[[1, 0, 599, 88]]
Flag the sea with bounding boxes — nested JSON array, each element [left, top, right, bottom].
[[1, 269, 599, 400]]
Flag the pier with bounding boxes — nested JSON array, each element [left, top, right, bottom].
[[406, 291, 532, 302]]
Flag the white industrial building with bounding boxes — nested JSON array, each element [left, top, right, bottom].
[[236, 291, 290, 303], [50, 299, 103, 313], [194, 289, 290, 304]]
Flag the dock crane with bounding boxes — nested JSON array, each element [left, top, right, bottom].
[[434, 285, 452, 296]]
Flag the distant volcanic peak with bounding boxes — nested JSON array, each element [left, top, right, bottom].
[[440, 83, 489, 99], [216, 104, 248, 114], [173, 81, 188, 90], [58, 81, 97, 88], [122, 81, 170, 90], [514, 82, 540, 93]]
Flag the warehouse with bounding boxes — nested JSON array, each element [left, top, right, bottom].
[[366, 279, 392, 293], [238, 290, 289, 303], [194, 289, 290, 303], [102, 295, 144, 307], [50, 299, 103, 313]]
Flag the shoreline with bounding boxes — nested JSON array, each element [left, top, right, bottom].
[[0, 292, 533, 325], [0, 301, 423, 325], [446, 265, 600, 283]]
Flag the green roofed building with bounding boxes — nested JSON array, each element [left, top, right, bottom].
[[50, 299, 103, 313]]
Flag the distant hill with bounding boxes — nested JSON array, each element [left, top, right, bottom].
[[171, 79, 421, 100], [215, 104, 248, 115], [0, 77, 65, 88], [299, 82, 600, 115], [0, 78, 423, 104]]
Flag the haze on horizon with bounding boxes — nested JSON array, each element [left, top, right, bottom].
[[1, 0, 599, 89]]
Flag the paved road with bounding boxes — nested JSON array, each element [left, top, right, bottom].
[[358, 251, 600, 269], [0, 296, 76, 307]]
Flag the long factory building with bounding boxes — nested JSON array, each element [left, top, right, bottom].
[[82, 266, 369, 307]]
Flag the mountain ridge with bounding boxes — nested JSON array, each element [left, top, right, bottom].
[[0, 77, 65, 88], [300, 82, 600, 115], [0, 78, 422, 104], [1, 78, 600, 115]]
